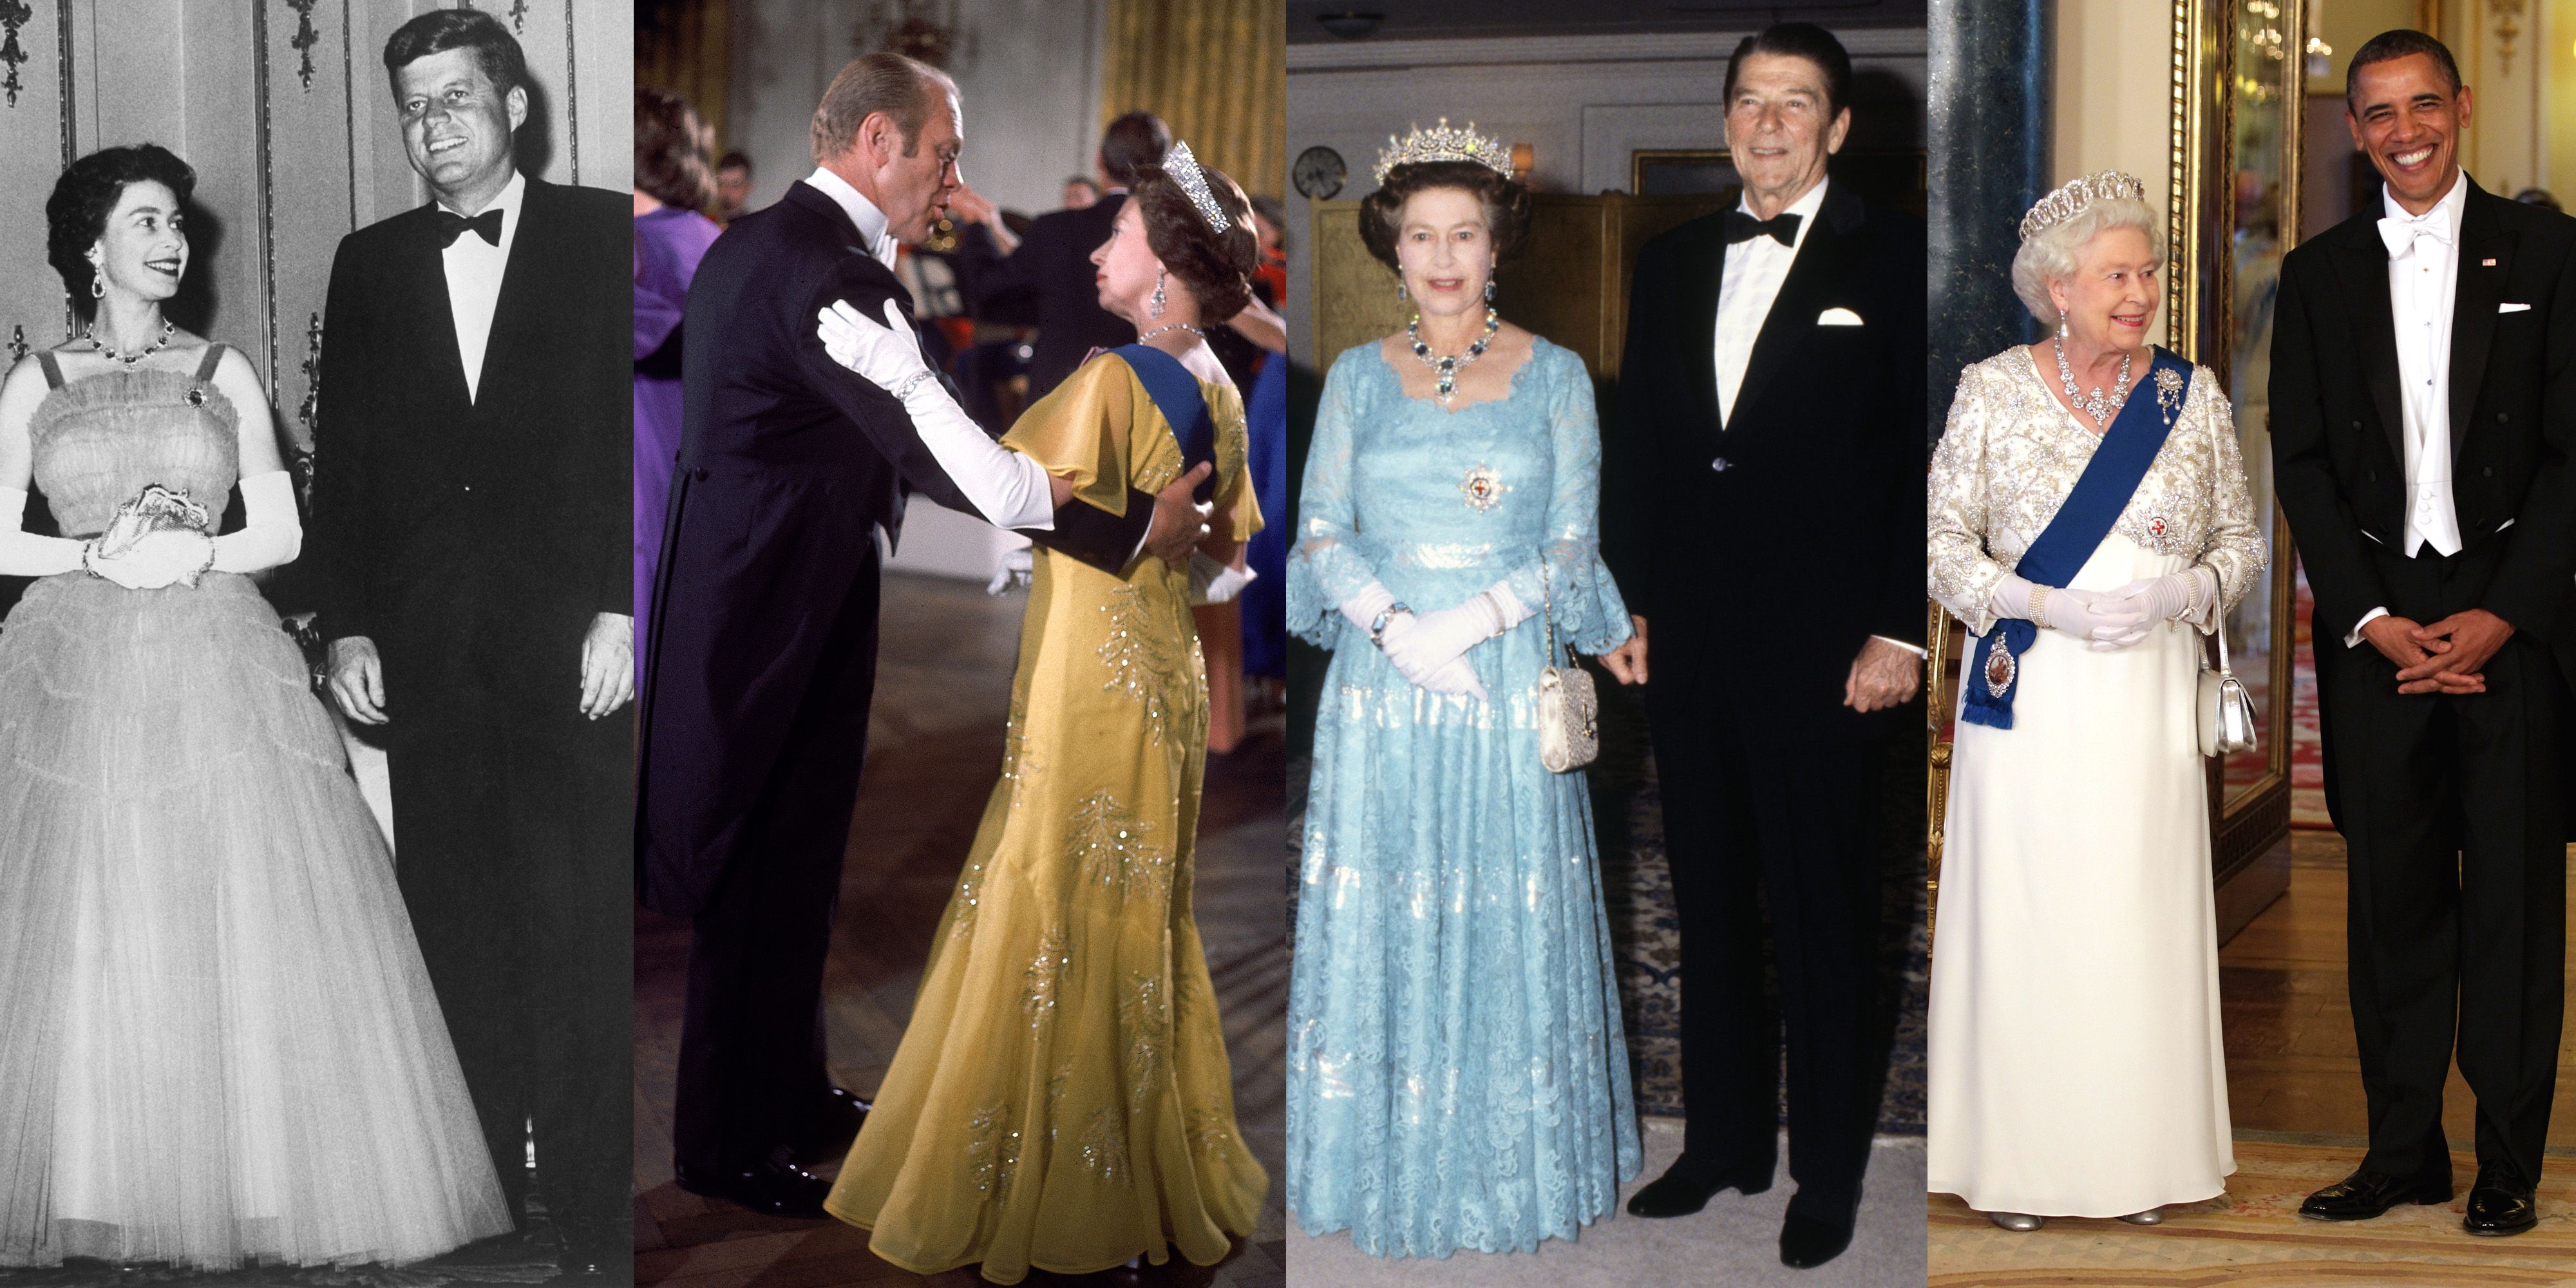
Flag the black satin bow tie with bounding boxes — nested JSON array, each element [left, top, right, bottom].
[[1724, 209, 1801, 247], [434, 207, 504, 248]]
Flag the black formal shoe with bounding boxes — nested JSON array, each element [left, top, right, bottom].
[[2298, 1163, 2452, 1221], [674, 1157, 833, 1218], [788, 1086, 872, 1164], [1625, 1155, 1773, 1218], [2463, 1166, 2538, 1236], [1778, 1197, 1859, 1270]]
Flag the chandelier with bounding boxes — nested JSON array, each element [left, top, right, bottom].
[[855, 0, 961, 68]]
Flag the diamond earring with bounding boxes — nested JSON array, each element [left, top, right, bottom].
[[1484, 278, 1495, 302], [1150, 270, 1166, 319], [1397, 280, 1408, 302], [2057, 317, 2069, 339]]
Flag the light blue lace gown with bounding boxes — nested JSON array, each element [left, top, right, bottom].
[[1286, 336, 1642, 1257]]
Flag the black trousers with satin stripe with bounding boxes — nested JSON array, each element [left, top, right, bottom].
[[1643, 662, 1906, 1211], [2315, 545, 2568, 1184], [672, 552, 880, 1174], [389, 684, 632, 1239]]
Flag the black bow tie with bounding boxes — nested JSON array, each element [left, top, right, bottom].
[[434, 207, 504, 248], [1724, 209, 1801, 247]]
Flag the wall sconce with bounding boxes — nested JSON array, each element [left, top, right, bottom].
[[1510, 143, 1534, 179]]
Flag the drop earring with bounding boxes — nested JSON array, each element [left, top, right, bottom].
[[90, 271, 104, 299], [1484, 278, 1495, 302], [1397, 280, 1407, 302], [2056, 317, 2069, 339], [1150, 269, 1167, 319]]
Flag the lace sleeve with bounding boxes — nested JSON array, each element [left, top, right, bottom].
[[1285, 355, 1381, 649], [2191, 375, 2269, 628], [1926, 363, 2012, 635], [1498, 350, 1632, 655]]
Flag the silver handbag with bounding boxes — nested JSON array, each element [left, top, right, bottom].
[[1536, 565, 1599, 773], [2198, 623, 2257, 757]]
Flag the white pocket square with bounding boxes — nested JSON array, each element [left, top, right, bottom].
[[2499, 302, 2531, 313], [1817, 307, 1864, 327]]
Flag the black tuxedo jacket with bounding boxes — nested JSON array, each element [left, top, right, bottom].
[[958, 194, 1133, 399], [306, 176, 628, 723], [2270, 178, 2576, 687], [635, 181, 1150, 916], [1602, 182, 1927, 713]]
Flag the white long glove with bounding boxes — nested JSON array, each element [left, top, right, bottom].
[[2107, 567, 2218, 629], [212, 470, 301, 574], [0, 486, 84, 578], [1989, 573, 2155, 650], [818, 298, 1057, 531], [1381, 591, 1509, 681], [1340, 581, 1483, 697], [1379, 613, 1485, 697], [1188, 551, 1255, 604]]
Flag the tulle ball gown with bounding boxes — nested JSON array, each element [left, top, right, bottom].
[[0, 350, 510, 1269]]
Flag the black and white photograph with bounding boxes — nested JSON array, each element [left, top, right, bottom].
[[0, 3, 634, 1284]]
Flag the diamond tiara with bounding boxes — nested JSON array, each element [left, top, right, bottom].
[[1161, 141, 1231, 234], [1373, 117, 1512, 184], [2020, 170, 2148, 242]]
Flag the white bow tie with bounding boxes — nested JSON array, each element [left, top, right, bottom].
[[2379, 215, 2450, 258]]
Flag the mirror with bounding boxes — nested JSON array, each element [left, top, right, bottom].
[[2222, 0, 2298, 808]]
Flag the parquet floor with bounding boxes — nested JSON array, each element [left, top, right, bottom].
[[632, 574, 1287, 1287], [1931, 831, 2576, 1285]]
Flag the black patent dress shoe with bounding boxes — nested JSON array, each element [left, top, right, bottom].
[[1779, 1193, 1860, 1269], [2463, 1166, 2538, 1236], [1626, 1155, 1772, 1218], [788, 1086, 872, 1164], [2298, 1163, 2452, 1221], [674, 1157, 833, 1218]]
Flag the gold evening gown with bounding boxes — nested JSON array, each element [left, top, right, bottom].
[[824, 348, 1269, 1283]]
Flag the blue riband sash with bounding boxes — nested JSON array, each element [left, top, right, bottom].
[[1960, 346, 2190, 730], [1112, 344, 1217, 502]]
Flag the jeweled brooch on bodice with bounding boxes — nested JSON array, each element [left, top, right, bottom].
[[1460, 465, 1509, 511], [2154, 366, 2185, 424]]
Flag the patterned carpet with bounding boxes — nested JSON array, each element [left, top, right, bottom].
[[1286, 667, 1929, 1136], [1930, 1137, 2576, 1286]]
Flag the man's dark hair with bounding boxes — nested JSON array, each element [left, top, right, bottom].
[[2344, 29, 2461, 112], [717, 150, 752, 175], [1099, 111, 1173, 189], [47, 144, 195, 316], [383, 7, 528, 99], [1723, 21, 1852, 118]]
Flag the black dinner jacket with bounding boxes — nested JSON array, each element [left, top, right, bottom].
[[2269, 176, 2576, 687], [957, 194, 1134, 399], [1601, 181, 1928, 711], [305, 175, 628, 715]]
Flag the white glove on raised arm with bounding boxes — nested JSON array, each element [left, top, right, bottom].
[[211, 470, 301, 575], [818, 299, 1056, 531], [1989, 573, 2155, 650], [0, 486, 84, 578]]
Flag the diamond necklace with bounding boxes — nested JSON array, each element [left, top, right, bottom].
[[1135, 323, 1204, 343], [2054, 338, 2132, 428], [1408, 307, 1499, 405], [87, 317, 176, 368]]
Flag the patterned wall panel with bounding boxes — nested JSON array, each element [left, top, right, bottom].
[[1, 0, 630, 464]]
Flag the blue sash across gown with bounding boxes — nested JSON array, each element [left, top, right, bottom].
[[1961, 346, 2190, 730], [1112, 343, 1217, 502]]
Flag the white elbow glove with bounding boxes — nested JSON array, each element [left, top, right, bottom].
[[0, 486, 84, 578], [1378, 612, 1486, 698], [1188, 551, 1255, 604], [211, 470, 301, 575], [819, 299, 1055, 531], [1991, 573, 2155, 650], [1381, 589, 1510, 681], [1338, 581, 1401, 635]]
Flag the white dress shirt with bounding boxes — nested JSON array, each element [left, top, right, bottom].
[[1709, 176, 1918, 661], [1714, 176, 1828, 426], [2347, 170, 2468, 647], [439, 170, 524, 403], [804, 166, 899, 269]]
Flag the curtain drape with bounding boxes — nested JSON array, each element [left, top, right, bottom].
[[1101, 0, 1284, 199]]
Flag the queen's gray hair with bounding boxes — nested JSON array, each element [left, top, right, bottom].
[[2010, 194, 2166, 328]]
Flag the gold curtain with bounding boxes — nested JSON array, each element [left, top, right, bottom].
[[636, 0, 733, 150], [1101, 0, 1285, 200]]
